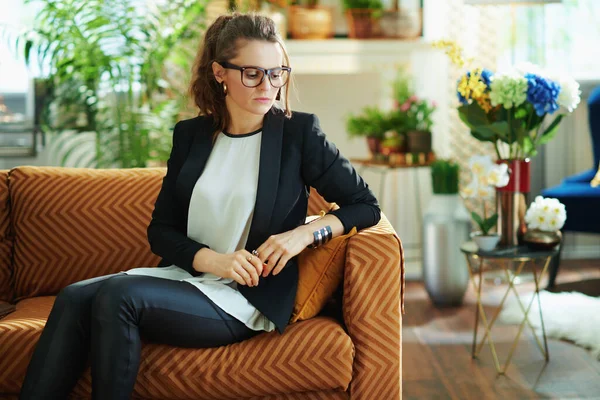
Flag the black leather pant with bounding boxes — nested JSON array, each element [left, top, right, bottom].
[[19, 274, 259, 400]]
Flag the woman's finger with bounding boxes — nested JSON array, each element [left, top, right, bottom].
[[234, 264, 253, 287], [231, 270, 246, 286], [242, 258, 260, 286], [265, 249, 284, 277], [272, 253, 290, 276]]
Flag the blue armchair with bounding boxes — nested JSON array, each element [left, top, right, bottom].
[[541, 86, 600, 287]]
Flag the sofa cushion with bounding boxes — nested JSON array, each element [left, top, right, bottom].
[[8, 167, 163, 300], [0, 297, 353, 398], [292, 226, 357, 323], [0, 170, 13, 303]]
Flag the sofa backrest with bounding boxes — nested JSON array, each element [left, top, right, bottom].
[[9, 167, 163, 301], [5, 167, 335, 302], [0, 170, 13, 302]]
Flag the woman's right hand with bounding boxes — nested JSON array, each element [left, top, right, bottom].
[[194, 248, 264, 287]]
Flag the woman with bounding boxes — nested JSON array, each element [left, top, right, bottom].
[[19, 13, 380, 400]]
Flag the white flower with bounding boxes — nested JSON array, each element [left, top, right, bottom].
[[476, 185, 494, 199], [486, 163, 510, 188], [525, 196, 567, 231], [460, 182, 478, 199], [468, 155, 494, 178], [551, 74, 581, 112]]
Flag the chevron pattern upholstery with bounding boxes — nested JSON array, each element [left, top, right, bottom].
[[9, 167, 163, 301], [0, 170, 13, 303], [0, 167, 403, 399]]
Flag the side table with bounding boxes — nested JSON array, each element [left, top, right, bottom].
[[460, 241, 559, 374], [350, 158, 432, 264]]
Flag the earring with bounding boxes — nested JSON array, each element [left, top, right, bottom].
[[222, 82, 228, 96], [276, 89, 281, 101]]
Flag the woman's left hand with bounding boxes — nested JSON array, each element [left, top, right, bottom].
[[255, 226, 313, 277]]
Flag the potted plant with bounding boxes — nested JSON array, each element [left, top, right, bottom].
[[346, 106, 389, 156], [288, 0, 334, 39], [379, 130, 406, 156], [461, 155, 510, 251], [522, 196, 566, 250], [342, 0, 384, 39], [422, 159, 470, 306], [11, 0, 207, 168], [391, 68, 436, 153]]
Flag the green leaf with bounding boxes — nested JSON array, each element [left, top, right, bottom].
[[538, 114, 565, 145], [471, 211, 485, 232], [483, 214, 498, 234], [458, 102, 489, 128], [514, 107, 528, 119], [471, 121, 510, 142]]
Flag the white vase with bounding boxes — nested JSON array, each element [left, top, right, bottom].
[[422, 194, 471, 307]]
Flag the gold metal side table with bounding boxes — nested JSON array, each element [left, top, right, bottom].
[[460, 241, 559, 374]]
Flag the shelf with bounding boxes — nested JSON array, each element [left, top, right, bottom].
[[284, 38, 436, 74]]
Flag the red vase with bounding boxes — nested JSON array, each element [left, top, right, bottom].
[[496, 159, 531, 246]]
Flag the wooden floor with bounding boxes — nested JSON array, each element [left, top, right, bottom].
[[403, 259, 600, 400]]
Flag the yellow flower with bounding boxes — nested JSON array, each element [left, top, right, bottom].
[[432, 40, 473, 68], [476, 93, 493, 112]]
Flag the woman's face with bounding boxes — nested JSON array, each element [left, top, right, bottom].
[[213, 39, 286, 120]]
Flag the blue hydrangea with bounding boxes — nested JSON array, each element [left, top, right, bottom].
[[480, 69, 494, 88], [525, 73, 561, 116]]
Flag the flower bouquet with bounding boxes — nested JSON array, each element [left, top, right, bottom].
[[461, 155, 509, 251], [434, 40, 581, 160], [433, 40, 580, 246]]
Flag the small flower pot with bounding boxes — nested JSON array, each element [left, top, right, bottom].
[[289, 5, 334, 40], [346, 9, 377, 39], [470, 232, 501, 251], [366, 137, 381, 156], [523, 229, 562, 250], [406, 130, 432, 153]]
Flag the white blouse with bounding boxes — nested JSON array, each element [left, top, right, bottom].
[[122, 130, 276, 332]]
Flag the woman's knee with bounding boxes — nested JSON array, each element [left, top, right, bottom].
[[91, 276, 137, 321]]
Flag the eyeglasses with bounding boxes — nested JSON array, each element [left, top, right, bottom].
[[219, 61, 291, 88]]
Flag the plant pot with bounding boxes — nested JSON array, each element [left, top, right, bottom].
[[289, 5, 333, 39], [406, 130, 432, 153], [470, 232, 501, 251], [423, 194, 471, 306], [345, 9, 376, 39], [523, 229, 562, 250], [379, 8, 422, 39], [495, 159, 530, 246], [366, 137, 381, 156]]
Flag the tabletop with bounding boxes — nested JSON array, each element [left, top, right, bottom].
[[460, 241, 560, 260]]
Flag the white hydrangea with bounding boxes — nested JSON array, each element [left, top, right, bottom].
[[525, 196, 567, 231], [555, 75, 581, 112]]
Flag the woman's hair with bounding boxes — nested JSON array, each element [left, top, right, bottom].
[[189, 13, 292, 134]]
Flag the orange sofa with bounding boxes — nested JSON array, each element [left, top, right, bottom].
[[0, 166, 404, 400]]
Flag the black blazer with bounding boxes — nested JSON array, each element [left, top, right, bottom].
[[147, 108, 381, 334]]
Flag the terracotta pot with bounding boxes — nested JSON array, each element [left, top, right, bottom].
[[406, 130, 432, 153], [289, 6, 333, 40], [346, 9, 376, 39], [366, 137, 381, 155]]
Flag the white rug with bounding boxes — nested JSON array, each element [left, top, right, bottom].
[[499, 291, 600, 359]]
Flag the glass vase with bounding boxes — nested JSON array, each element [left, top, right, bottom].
[[496, 159, 531, 246]]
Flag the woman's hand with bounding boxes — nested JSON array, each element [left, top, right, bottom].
[[196, 249, 264, 287], [255, 226, 313, 277]]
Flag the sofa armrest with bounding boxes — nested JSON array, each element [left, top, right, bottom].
[[343, 212, 404, 400]]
